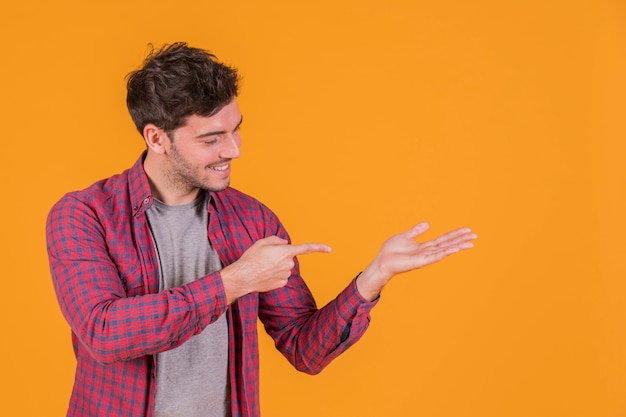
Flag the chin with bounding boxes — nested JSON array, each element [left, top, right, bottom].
[[203, 180, 230, 193]]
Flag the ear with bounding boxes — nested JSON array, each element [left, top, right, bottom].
[[143, 124, 170, 154]]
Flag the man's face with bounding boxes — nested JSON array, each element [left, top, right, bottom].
[[164, 99, 242, 193]]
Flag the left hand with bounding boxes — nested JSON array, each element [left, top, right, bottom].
[[356, 222, 477, 301]]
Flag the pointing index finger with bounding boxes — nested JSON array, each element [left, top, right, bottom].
[[288, 242, 332, 256]]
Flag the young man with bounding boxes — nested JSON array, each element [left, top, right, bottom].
[[46, 42, 476, 417]]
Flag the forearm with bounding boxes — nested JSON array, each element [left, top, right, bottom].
[[51, 259, 227, 364], [260, 276, 378, 374]]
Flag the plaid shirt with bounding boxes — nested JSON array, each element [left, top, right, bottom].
[[46, 154, 377, 417]]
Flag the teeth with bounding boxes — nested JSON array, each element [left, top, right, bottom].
[[212, 165, 228, 171]]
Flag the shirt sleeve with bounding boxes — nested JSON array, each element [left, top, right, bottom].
[[257, 219, 379, 375], [46, 194, 228, 365]]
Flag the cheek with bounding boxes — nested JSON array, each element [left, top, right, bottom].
[[197, 148, 221, 167]]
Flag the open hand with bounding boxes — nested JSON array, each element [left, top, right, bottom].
[[357, 222, 476, 300]]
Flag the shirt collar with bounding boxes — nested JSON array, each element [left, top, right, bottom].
[[128, 151, 154, 217]]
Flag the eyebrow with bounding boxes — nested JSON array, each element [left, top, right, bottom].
[[195, 116, 243, 139]]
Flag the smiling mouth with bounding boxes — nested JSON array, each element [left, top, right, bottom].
[[208, 160, 231, 172]]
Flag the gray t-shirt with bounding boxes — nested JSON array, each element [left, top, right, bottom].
[[147, 194, 230, 417]]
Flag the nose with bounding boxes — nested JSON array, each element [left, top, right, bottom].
[[220, 134, 241, 159]]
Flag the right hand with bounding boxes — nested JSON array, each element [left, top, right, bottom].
[[220, 236, 331, 303]]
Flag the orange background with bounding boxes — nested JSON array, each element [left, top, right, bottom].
[[1, 1, 625, 416]]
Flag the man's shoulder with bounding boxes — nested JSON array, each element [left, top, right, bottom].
[[59, 169, 131, 205], [51, 154, 146, 211], [48, 165, 137, 224], [216, 187, 263, 206], [213, 187, 278, 221], [211, 187, 286, 238]]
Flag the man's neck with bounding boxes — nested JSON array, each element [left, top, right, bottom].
[[143, 152, 201, 206]]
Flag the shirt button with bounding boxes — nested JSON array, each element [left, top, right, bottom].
[[143, 197, 150, 205], [211, 315, 218, 322]]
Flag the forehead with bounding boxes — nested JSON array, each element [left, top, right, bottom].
[[181, 99, 242, 133]]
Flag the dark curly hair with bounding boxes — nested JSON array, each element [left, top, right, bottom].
[[126, 42, 240, 135]]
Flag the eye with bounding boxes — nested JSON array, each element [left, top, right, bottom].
[[204, 137, 220, 145]]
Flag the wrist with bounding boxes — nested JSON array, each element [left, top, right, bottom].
[[356, 261, 390, 302], [219, 266, 248, 304]]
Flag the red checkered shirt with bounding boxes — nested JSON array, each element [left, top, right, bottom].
[[46, 154, 378, 417]]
